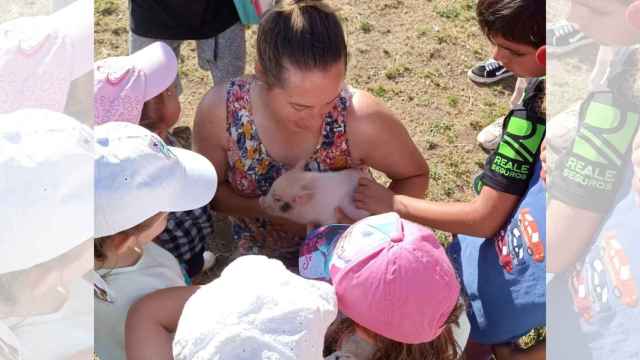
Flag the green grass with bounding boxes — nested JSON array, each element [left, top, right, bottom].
[[435, 5, 461, 19], [384, 64, 410, 80], [359, 20, 373, 33]]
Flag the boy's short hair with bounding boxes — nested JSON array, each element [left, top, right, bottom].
[[476, 0, 544, 48]]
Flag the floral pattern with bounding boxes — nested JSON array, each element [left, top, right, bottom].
[[224, 78, 354, 267]]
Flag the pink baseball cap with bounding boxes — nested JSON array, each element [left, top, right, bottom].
[[94, 41, 177, 125], [328, 212, 460, 344]]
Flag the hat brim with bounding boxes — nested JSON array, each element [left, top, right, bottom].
[[128, 42, 178, 101], [299, 225, 350, 280], [168, 147, 218, 212]]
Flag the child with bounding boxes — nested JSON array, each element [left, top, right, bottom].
[[1, 110, 94, 360], [140, 79, 217, 279], [95, 42, 217, 279], [93, 121, 217, 360], [302, 212, 466, 360], [125, 212, 465, 360], [352, 0, 546, 358]]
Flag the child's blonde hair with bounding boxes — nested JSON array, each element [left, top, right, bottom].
[[94, 213, 163, 268], [324, 300, 465, 360]]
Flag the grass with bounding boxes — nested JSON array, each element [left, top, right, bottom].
[[94, 0, 516, 252]]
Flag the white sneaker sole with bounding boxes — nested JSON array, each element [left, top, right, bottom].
[[467, 68, 514, 84], [202, 251, 216, 272]]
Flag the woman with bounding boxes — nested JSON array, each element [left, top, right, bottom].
[[193, 0, 428, 267]]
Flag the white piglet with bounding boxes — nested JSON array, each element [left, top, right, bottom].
[[259, 166, 371, 226]]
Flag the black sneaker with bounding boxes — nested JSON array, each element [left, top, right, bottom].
[[547, 22, 593, 54], [467, 58, 514, 84]]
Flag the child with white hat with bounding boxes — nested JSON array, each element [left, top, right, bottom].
[[125, 255, 337, 360], [93, 121, 217, 360], [0, 109, 94, 360], [95, 41, 217, 279]]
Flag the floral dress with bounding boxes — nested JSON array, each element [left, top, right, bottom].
[[225, 77, 354, 267]]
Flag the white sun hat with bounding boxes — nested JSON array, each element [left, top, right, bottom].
[[94, 121, 217, 237], [173, 255, 338, 360], [0, 109, 93, 274]]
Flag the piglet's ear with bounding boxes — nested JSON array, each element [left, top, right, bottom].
[[293, 191, 314, 206]]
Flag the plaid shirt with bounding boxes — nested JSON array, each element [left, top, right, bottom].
[[156, 206, 214, 263], [155, 133, 214, 263]]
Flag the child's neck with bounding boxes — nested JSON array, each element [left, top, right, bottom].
[[98, 247, 143, 270]]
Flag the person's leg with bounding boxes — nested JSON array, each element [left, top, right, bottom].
[[128, 32, 184, 94], [197, 22, 246, 85], [477, 77, 529, 152]]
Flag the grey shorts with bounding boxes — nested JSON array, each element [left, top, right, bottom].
[[129, 23, 246, 94]]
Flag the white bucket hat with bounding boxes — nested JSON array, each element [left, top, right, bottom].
[[0, 109, 93, 274], [173, 255, 338, 360], [94, 121, 217, 237], [0, 320, 20, 360]]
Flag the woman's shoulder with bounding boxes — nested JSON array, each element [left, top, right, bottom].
[[347, 88, 404, 135]]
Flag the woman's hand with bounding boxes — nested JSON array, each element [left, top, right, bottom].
[[270, 215, 308, 237], [353, 177, 396, 215]]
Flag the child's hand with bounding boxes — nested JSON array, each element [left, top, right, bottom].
[[353, 177, 395, 215], [540, 141, 548, 186]]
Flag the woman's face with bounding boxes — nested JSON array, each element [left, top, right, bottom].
[[568, 0, 640, 46], [265, 61, 346, 132]]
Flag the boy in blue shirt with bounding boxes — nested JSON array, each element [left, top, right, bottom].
[[353, 0, 546, 358]]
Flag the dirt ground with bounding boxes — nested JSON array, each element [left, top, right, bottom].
[[95, 0, 520, 278]]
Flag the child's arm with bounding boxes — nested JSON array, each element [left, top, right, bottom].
[[354, 178, 520, 238], [353, 87, 546, 237], [125, 286, 199, 360]]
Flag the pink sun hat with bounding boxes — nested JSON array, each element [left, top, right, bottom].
[[94, 41, 177, 125], [328, 212, 461, 344]]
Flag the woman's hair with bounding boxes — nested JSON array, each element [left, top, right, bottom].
[[256, 0, 348, 88], [324, 299, 465, 360]]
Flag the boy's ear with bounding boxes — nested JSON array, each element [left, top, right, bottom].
[[627, 1, 640, 30], [536, 46, 546, 67]]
